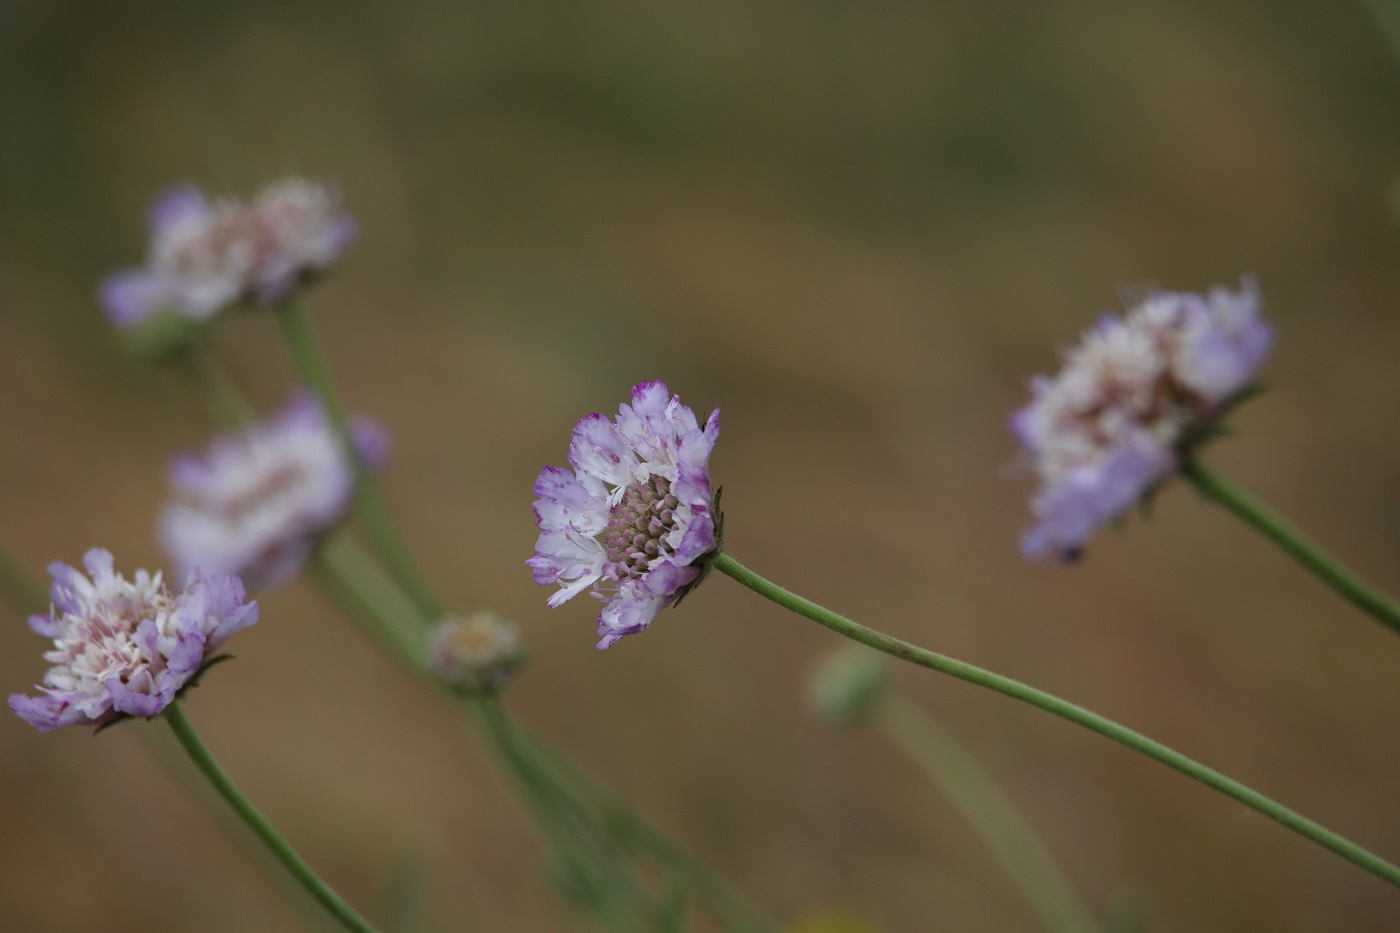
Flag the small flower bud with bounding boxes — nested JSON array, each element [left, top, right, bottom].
[[427, 612, 526, 693], [808, 647, 887, 726]]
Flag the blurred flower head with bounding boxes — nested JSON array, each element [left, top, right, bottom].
[[159, 391, 388, 588], [1013, 277, 1271, 561], [427, 611, 526, 693], [246, 178, 357, 304], [100, 178, 354, 329], [9, 549, 258, 732], [528, 381, 722, 649]]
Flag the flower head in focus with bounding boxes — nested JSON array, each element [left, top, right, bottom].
[[159, 392, 388, 588], [528, 381, 722, 649], [427, 612, 526, 693], [100, 178, 354, 330], [1013, 277, 1271, 562], [9, 549, 258, 732]]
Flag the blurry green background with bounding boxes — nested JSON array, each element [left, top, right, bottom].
[[4, 1, 1400, 930]]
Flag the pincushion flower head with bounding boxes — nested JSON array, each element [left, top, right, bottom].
[[1013, 277, 1271, 562], [9, 549, 258, 732], [159, 392, 388, 588], [528, 381, 722, 649], [100, 177, 354, 329]]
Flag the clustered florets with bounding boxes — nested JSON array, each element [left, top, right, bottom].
[[1013, 278, 1272, 561], [9, 549, 258, 732], [427, 612, 526, 693], [100, 178, 355, 328], [159, 392, 387, 588], [528, 381, 721, 649]]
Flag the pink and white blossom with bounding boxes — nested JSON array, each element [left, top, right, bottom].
[[159, 392, 387, 588], [1013, 278, 1271, 561], [100, 178, 354, 328], [528, 381, 721, 649], [9, 549, 258, 732]]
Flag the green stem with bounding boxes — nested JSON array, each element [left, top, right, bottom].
[[466, 695, 642, 932], [164, 702, 383, 933], [1361, 0, 1400, 70], [310, 541, 648, 929], [874, 696, 1100, 933], [713, 553, 1400, 889], [522, 733, 779, 933], [0, 550, 340, 931], [275, 300, 440, 621], [312, 534, 430, 663], [184, 352, 258, 429], [1182, 460, 1400, 639]]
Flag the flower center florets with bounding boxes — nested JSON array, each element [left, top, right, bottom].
[[56, 581, 174, 689], [600, 475, 680, 580]]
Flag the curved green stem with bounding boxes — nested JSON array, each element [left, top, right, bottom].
[[875, 695, 1100, 933], [713, 553, 1400, 889], [275, 300, 440, 621], [1182, 460, 1400, 638], [164, 702, 382, 933]]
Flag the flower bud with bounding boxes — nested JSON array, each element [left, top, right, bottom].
[[808, 647, 887, 726], [427, 612, 526, 693]]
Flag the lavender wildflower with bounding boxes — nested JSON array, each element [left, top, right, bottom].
[[100, 178, 354, 328], [528, 381, 722, 649], [9, 549, 258, 732], [101, 185, 258, 328], [246, 178, 357, 304], [159, 392, 388, 588], [1013, 278, 1271, 561], [427, 612, 526, 692]]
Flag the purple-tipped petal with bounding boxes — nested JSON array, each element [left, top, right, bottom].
[[99, 270, 170, 328], [11, 551, 257, 732], [159, 392, 379, 588], [1013, 279, 1272, 562], [532, 382, 722, 647], [149, 184, 210, 232], [106, 677, 168, 719]]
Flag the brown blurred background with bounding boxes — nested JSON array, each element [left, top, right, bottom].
[[4, 1, 1400, 930]]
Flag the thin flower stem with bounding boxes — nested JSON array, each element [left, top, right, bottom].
[[1181, 459, 1400, 638], [712, 553, 1400, 889], [1361, 0, 1400, 71], [164, 702, 383, 933], [465, 694, 644, 932], [184, 352, 258, 429], [308, 538, 649, 929], [0, 551, 340, 932], [274, 300, 440, 621], [521, 733, 779, 933], [873, 695, 1100, 933], [313, 534, 430, 662]]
